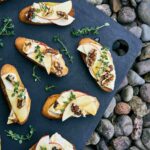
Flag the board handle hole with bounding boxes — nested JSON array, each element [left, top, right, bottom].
[[112, 39, 129, 56]]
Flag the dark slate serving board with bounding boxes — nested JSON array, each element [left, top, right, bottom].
[[0, 0, 142, 150]]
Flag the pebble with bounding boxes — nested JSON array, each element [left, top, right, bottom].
[[112, 136, 131, 150], [84, 146, 95, 150], [97, 119, 114, 140], [133, 86, 140, 96], [140, 84, 150, 103], [115, 94, 122, 102], [141, 128, 150, 149], [143, 112, 150, 127], [96, 138, 109, 150], [121, 0, 129, 6], [140, 45, 150, 60], [141, 24, 150, 42], [138, 1, 150, 26], [135, 59, 150, 75], [129, 26, 142, 38], [130, 0, 137, 7], [118, 7, 136, 24], [86, 132, 100, 145], [114, 115, 133, 136], [135, 139, 147, 150], [131, 117, 143, 140], [87, 0, 103, 5], [129, 146, 140, 150], [96, 4, 112, 16], [103, 97, 116, 118], [121, 85, 133, 102], [115, 102, 131, 115], [110, 0, 121, 13], [129, 96, 148, 117], [127, 70, 145, 86], [144, 72, 150, 83]]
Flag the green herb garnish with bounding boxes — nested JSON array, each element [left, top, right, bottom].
[[32, 65, 41, 82], [34, 45, 44, 63], [40, 146, 47, 150], [53, 35, 73, 63], [71, 22, 110, 37], [17, 89, 26, 100], [0, 17, 14, 48], [11, 81, 19, 97], [69, 91, 76, 101], [45, 85, 56, 92], [5, 125, 35, 144]]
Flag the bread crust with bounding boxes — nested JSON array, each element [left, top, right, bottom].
[[19, 4, 75, 25], [79, 38, 113, 92], [0, 64, 31, 125], [42, 94, 62, 119], [15, 37, 69, 77]]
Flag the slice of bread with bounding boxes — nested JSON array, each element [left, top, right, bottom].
[[0, 64, 31, 125], [19, 1, 75, 25], [42, 90, 100, 121], [78, 38, 116, 92], [15, 37, 69, 77]]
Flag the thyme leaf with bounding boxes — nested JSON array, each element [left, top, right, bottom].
[[34, 45, 44, 63], [0, 17, 14, 48], [32, 65, 41, 82], [45, 85, 56, 92], [53, 35, 73, 63], [71, 22, 110, 37], [5, 125, 35, 144]]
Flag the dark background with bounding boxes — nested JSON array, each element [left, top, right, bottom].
[[0, 0, 142, 149]]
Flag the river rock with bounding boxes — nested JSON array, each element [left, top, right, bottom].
[[129, 146, 140, 150], [135, 139, 147, 150], [133, 86, 140, 96], [118, 76, 128, 91], [87, 0, 103, 5], [129, 96, 148, 117], [114, 115, 133, 136], [118, 7, 136, 24], [129, 26, 142, 38], [131, 117, 143, 140], [141, 24, 150, 42], [97, 119, 114, 140], [138, 1, 150, 26], [140, 84, 150, 103], [103, 97, 116, 118], [141, 128, 150, 149], [135, 59, 150, 75], [96, 138, 109, 150], [96, 4, 112, 16], [112, 136, 131, 150], [115, 102, 131, 115], [110, 0, 121, 13], [121, 85, 133, 102], [144, 72, 150, 83], [86, 132, 100, 145], [143, 112, 150, 127], [140, 45, 150, 60], [84, 146, 95, 150], [127, 70, 145, 86]]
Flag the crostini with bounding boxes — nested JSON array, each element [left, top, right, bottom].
[[29, 132, 75, 150], [19, 1, 75, 26], [0, 64, 31, 125], [15, 37, 68, 77], [77, 38, 116, 92], [42, 90, 100, 121]]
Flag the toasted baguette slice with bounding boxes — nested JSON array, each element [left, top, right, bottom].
[[0, 64, 31, 125], [15, 37, 68, 77], [19, 1, 75, 26], [77, 38, 116, 92], [42, 90, 100, 121], [30, 133, 76, 150]]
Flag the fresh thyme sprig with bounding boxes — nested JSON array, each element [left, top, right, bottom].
[[53, 35, 73, 63], [5, 125, 35, 144], [71, 22, 110, 37], [32, 65, 41, 82], [45, 85, 56, 92], [0, 17, 14, 48]]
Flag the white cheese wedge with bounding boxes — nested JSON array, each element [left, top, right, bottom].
[[1, 73, 17, 91], [43, 53, 52, 74], [62, 95, 99, 121], [50, 133, 74, 150], [36, 135, 50, 150], [6, 89, 30, 123]]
